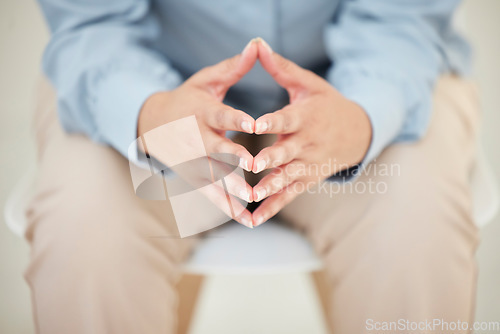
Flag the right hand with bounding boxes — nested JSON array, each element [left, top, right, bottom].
[[136, 40, 259, 228]]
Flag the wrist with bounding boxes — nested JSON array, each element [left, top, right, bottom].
[[352, 101, 373, 164], [137, 91, 170, 138]]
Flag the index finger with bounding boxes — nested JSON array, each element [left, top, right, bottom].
[[254, 106, 301, 135], [205, 105, 255, 133], [191, 39, 259, 96]]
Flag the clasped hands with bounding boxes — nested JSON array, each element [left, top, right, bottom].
[[138, 38, 372, 228]]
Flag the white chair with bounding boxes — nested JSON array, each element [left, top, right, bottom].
[[4, 147, 499, 333]]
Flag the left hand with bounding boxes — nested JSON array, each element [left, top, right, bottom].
[[251, 39, 373, 227]]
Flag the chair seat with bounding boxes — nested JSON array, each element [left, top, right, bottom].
[[182, 221, 323, 275], [471, 147, 500, 227]]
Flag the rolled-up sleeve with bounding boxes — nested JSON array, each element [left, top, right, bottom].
[[38, 0, 182, 159], [325, 0, 466, 165]]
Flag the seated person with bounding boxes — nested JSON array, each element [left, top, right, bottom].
[[26, 0, 479, 333]]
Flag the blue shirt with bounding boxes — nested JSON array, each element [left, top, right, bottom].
[[38, 0, 470, 167]]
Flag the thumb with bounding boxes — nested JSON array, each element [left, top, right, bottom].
[[256, 38, 312, 93], [192, 39, 259, 98]]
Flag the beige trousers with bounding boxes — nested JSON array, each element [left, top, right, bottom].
[[25, 76, 480, 333]]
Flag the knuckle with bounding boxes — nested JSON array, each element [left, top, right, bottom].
[[276, 110, 294, 132], [280, 145, 292, 161], [268, 184, 278, 195], [234, 145, 246, 157], [277, 55, 291, 72], [219, 139, 231, 150], [282, 118, 289, 132], [269, 147, 285, 166], [210, 140, 225, 154], [283, 115, 293, 132], [272, 175, 286, 191], [232, 111, 243, 128], [274, 165, 286, 175], [214, 109, 226, 128], [266, 147, 279, 163], [224, 56, 238, 73], [280, 113, 291, 132], [210, 143, 221, 153]]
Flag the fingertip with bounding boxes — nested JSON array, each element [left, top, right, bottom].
[[255, 37, 273, 54], [254, 214, 266, 227], [242, 38, 255, 57], [240, 39, 258, 65], [255, 120, 269, 134], [236, 148, 254, 172], [253, 187, 267, 202], [247, 189, 254, 203], [252, 158, 267, 174], [241, 120, 253, 134], [255, 115, 271, 134], [238, 189, 253, 203], [234, 109, 255, 133], [255, 37, 276, 73], [239, 214, 254, 229], [238, 157, 250, 172]]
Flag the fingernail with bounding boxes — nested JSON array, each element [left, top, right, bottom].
[[255, 122, 268, 134], [254, 159, 267, 173], [241, 121, 253, 134], [242, 38, 256, 56], [255, 188, 267, 202], [255, 37, 273, 53], [239, 189, 252, 203], [255, 216, 265, 226], [239, 157, 249, 171], [241, 217, 253, 229]]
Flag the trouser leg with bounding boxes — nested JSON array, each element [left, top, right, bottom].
[[25, 79, 197, 334], [279, 76, 481, 333]]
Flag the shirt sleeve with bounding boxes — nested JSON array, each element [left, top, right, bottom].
[[325, 0, 466, 167], [38, 0, 183, 160]]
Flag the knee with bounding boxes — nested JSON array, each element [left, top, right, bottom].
[[322, 170, 479, 283], [24, 180, 184, 286]]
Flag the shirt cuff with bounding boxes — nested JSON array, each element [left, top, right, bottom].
[[92, 67, 183, 162], [327, 73, 407, 182]]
